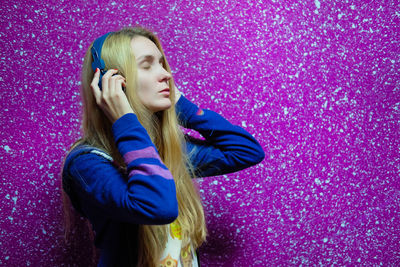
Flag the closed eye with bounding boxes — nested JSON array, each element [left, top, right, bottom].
[[142, 63, 151, 69], [138, 54, 164, 66]]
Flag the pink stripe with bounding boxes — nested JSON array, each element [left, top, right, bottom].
[[123, 146, 160, 164], [129, 163, 173, 180]]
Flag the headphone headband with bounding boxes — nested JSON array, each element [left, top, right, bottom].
[[91, 32, 114, 90], [91, 32, 113, 72]]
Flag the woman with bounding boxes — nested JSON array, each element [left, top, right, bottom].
[[62, 27, 265, 267]]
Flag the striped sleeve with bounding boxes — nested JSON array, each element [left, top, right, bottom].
[[123, 146, 173, 180], [63, 113, 178, 225], [112, 114, 175, 182]]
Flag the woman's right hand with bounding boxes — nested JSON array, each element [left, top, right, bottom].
[[91, 68, 134, 123]]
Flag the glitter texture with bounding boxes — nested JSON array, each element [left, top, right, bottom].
[[0, 0, 399, 266]]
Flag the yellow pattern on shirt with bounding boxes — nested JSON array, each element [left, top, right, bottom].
[[160, 221, 197, 267], [170, 221, 182, 240]]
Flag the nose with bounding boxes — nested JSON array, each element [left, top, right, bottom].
[[159, 67, 172, 82]]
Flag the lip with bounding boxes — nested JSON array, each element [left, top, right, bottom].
[[160, 88, 170, 95]]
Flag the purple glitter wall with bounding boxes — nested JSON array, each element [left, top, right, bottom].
[[0, 0, 399, 266]]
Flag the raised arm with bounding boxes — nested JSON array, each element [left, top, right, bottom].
[[63, 113, 178, 225], [175, 95, 265, 178], [63, 68, 178, 225]]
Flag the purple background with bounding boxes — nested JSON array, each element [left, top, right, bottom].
[[1, 0, 399, 266]]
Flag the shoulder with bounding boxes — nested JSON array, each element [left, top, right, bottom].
[[64, 144, 113, 172], [72, 143, 112, 159], [62, 144, 117, 193]]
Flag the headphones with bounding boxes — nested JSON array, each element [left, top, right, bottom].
[[91, 32, 114, 90]]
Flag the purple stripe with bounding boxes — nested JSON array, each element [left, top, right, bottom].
[[123, 146, 160, 164], [129, 163, 173, 180]]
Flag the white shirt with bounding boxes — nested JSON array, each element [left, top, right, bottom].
[[159, 221, 198, 267]]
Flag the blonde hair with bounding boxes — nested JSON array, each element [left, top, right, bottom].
[[64, 27, 207, 266]]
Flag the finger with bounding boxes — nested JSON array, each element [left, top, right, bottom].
[[102, 69, 119, 80], [117, 78, 126, 91], [110, 75, 125, 85], [111, 74, 125, 81], [109, 74, 126, 93], [116, 76, 127, 91], [101, 69, 119, 94], [90, 68, 102, 102]]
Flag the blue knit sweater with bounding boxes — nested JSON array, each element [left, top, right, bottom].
[[62, 96, 265, 266]]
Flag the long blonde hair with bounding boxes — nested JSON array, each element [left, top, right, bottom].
[[64, 27, 207, 266]]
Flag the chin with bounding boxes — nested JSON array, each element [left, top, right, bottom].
[[150, 100, 172, 113]]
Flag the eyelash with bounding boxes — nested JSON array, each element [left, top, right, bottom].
[[142, 61, 164, 69]]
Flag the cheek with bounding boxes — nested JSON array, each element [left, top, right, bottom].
[[137, 75, 151, 97], [136, 74, 157, 108]]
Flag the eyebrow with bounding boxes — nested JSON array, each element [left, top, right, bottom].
[[137, 54, 164, 63]]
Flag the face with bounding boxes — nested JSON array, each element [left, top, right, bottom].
[[131, 36, 172, 113]]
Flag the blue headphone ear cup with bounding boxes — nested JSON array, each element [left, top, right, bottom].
[[98, 69, 106, 90]]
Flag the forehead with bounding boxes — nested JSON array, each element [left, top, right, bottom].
[[131, 35, 162, 59]]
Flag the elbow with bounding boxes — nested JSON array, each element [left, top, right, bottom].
[[147, 188, 179, 224], [243, 142, 265, 167], [154, 198, 179, 224], [252, 146, 265, 165], [124, 187, 178, 224], [242, 136, 265, 166], [127, 198, 178, 225], [162, 209, 179, 224], [157, 185, 179, 223]]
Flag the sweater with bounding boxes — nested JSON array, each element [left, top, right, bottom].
[[62, 96, 265, 266]]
